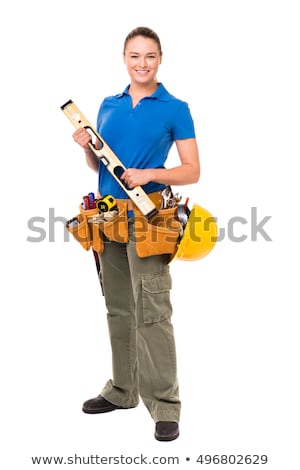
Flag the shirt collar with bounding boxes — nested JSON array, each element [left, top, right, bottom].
[[116, 83, 171, 102]]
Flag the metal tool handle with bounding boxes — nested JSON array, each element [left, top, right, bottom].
[[61, 100, 158, 219]]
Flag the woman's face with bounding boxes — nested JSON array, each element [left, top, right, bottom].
[[123, 35, 162, 86]]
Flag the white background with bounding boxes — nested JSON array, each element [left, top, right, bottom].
[[0, 0, 299, 468]]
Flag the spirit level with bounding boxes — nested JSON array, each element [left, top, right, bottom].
[[61, 100, 158, 219]]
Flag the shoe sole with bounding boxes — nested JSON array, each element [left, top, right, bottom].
[[82, 405, 124, 414], [155, 431, 179, 442]]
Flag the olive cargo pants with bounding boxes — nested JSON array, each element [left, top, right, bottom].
[[99, 221, 181, 423]]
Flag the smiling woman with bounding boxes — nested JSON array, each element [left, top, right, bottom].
[[70, 26, 200, 442], [123, 27, 162, 104]]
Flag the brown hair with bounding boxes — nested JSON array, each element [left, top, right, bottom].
[[123, 26, 162, 55]]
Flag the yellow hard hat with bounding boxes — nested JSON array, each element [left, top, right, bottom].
[[170, 203, 218, 262]]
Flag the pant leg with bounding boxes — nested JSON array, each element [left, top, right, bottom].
[[126, 221, 181, 423], [99, 238, 139, 408]]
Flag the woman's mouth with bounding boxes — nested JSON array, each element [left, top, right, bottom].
[[136, 70, 149, 75]]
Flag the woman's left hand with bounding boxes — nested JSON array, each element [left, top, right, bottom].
[[121, 168, 152, 188]]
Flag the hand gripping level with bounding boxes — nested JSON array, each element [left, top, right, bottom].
[[61, 100, 158, 219]]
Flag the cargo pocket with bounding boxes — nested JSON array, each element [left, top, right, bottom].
[[142, 270, 172, 324]]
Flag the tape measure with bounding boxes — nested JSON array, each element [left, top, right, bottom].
[[96, 195, 117, 213]]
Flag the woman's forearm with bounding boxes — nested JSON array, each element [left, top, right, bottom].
[[84, 147, 99, 173], [121, 163, 200, 189], [148, 163, 200, 186]]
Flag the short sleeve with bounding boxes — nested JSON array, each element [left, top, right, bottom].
[[172, 101, 196, 140]]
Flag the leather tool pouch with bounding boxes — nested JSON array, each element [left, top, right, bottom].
[[98, 200, 129, 243], [65, 206, 104, 253], [65, 200, 129, 251], [133, 207, 182, 258]]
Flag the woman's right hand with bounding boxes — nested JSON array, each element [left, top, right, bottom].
[[72, 128, 92, 150]]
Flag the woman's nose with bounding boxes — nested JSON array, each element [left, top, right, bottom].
[[138, 57, 146, 67]]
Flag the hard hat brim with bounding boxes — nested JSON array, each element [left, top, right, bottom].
[[169, 204, 218, 263]]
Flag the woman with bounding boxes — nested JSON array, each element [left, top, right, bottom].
[[72, 26, 200, 441]]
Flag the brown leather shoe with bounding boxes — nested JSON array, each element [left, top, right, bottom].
[[155, 421, 179, 441], [82, 395, 125, 414]]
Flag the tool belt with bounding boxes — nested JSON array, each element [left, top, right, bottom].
[[65, 191, 182, 258]]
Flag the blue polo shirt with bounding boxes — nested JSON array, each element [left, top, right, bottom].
[[96, 83, 196, 199]]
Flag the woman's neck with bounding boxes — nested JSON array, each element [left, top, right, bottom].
[[128, 81, 159, 100]]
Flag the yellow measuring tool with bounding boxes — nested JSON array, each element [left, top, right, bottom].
[[61, 100, 158, 219]]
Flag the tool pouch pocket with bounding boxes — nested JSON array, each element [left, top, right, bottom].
[[65, 206, 104, 253], [133, 207, 182, 258], [98, 200, 129, 243]]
